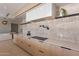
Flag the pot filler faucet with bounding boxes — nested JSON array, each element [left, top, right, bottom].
[[40, 25, 49, 30]]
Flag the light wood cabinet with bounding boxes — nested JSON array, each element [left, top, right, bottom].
[[50, 44, 64, 56], [34, 43, 51, 56], [13, 36, 79, 56], [50, 44, 79, 56], [24, 39, 51, 56], [54, 46, 79, 56], [24, 39, 39, 55], [63, 48, 79, 56], [13, 36, 51, 56]]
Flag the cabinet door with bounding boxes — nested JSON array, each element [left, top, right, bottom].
[[16, 38, 24, 47], [22, 39, 38, 55], [36, 43, 51, 56], [13, 35, 19, 43], [14, 36, 25, 48], [14, 37, 20, 44], [24, 40, 34, 55], [51, 45, 64, 56], [51, 44, 57, 56], [28, 43, 39, 56], [63, 48, 79, 56], [26, 40, 51, 56]]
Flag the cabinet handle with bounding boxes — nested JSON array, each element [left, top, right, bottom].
[[21, 41, 23, 43], [61, 46, 72, 50], [39, 50, 44, 53], [28, 45, 31, 47]]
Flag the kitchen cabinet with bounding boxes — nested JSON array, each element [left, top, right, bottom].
[[24, 39, 51, 56], [23, 39, 41, 55], [13, 35, 79, 56], [34, 42, 51, 56], [13, 36, 24, 48], [63, 48, 79, 56], [53, 46, 79, 56], [50, 43, 79, 56], [50, 44, 64, 56], [13, 36, 51, 56]]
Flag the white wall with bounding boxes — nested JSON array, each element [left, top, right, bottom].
[[0, 20, 11, 40], [0, 33, 12, 41], [0, 21, 11, 33]]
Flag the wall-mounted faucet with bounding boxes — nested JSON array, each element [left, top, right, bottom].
[[46, 26, 49, 30], [40, 25, 49, 30]]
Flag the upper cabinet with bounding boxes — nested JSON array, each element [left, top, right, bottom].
[[26, 3, 56, 22]]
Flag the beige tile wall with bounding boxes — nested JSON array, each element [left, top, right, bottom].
[[22, 15, 79, 51], [59, 3, 79, 15]]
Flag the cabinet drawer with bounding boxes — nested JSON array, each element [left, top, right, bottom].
[[20, 39, 37, 55], [34, 43, 51, 56], [24, 43, 32, 52], [51, 45, 64, 56], [37, 48, 51, 56]]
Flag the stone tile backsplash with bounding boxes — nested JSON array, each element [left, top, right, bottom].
[[22, 15, 79, 45]]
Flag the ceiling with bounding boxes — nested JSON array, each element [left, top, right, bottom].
[[0, 3, 72, 23], [0, 3, 27, 18], [0, 3, 36, 24], [0, 3, 38, 23], [0, 3, 72, 19]]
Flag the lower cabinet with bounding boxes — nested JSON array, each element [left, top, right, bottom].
[[51, 45, 64, 56], [13, 36, 79, 56], [63, 48, 79, 56], [33, 43, 51, 56], [24, 40, 38, 55], [51, 45, 79, 56], [13, 37, 51, 56], [24, 40, 51, 56]]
